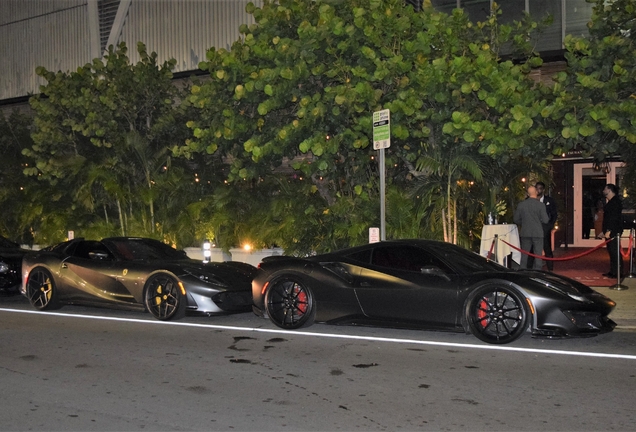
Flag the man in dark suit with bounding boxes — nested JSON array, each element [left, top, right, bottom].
[[602, 183, 623, 278], [535, 182, 558, 271], [514, 185, 550, 270]]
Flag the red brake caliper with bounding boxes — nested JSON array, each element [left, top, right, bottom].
[[477, 298, 488, 328], [295, 286, 307, 314]]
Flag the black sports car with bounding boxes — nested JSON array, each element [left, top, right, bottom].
[[0, 235, 29, 295], [252, 240, 617, 344], [21, 237, 255, 320]]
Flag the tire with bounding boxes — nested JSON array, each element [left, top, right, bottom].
[[465, 285, 529, 344], [26, 267, 61, 311], [264, 276, 316, 329], [144, 273, 186, 321]]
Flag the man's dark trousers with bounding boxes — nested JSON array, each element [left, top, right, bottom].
[[607, 236, 623, 276]]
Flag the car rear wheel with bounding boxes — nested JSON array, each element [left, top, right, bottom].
[[465, 285, 529, 344], [26, 267, 61, 310], [144, 273, 186, 321], [265, 277, 315, 329]]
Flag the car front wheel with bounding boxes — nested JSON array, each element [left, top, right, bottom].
[[465, 285, 529, 344], [26, 267, 61, 311], [265, 276, 315, 329], [144, 273, 186, 321]]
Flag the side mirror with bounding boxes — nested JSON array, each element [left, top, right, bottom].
[[421, 265, 450, 281], [88, 251, 110, 260]]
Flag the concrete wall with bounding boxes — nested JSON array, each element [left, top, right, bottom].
[[183, 247, 284, 267]]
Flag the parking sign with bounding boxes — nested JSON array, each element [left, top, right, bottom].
[[373, 109, 390, 150]]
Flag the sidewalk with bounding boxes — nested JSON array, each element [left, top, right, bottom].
[[591, 277, 636, 329], [548, 245, 636, 329]]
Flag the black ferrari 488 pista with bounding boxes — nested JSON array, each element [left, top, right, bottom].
[[252, 240, 616, 344]]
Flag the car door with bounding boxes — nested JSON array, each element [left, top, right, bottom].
[[58, 240, 136, 304], [353, 245, 459, 328]]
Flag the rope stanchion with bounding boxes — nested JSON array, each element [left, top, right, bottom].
[[486, 237, 496, 262], [629, 228, 635, 279], [611, 233, 629, 290]]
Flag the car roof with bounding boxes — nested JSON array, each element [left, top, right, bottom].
[[314, 239, 451, 259]]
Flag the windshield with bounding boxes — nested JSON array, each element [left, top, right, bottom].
[[104, 238, 187, 261], [429, 243, 509, 274]]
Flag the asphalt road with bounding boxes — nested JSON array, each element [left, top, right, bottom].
[[1, 296, 636, 432]]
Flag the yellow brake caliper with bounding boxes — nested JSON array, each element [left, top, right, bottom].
[[41, 278, 52, 300], [155, 285, 163, 305]]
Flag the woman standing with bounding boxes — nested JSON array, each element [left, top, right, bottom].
[[594, 198, 604, 239]]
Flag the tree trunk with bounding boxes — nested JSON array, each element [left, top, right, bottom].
[[149, 198, 155, 233], [117, 198, 125, 236], [442, 209, 448, 243], [446, 173, 452, 243], [103, 204, 109, 225], [453, 198, 457, 245]]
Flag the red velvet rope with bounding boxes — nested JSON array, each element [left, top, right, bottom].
[[620, 234, 633, 259], [500, 238, 611, 261]]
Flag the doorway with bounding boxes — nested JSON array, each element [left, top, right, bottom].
[[573, 162, 625, 247]]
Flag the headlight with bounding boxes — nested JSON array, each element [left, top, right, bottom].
[[183, 268, 226, 287], [565, 293, 592, 303], [0, 261, 9, 273], [530, 277, 593, 303]]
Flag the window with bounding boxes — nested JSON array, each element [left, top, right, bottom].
[[530, 0, 564, 51], [346, 249, 372, 265], [431, 0, 460, 15], [564, 0, 594, 39], [371, 245, 453, 273], [460, 0, 491, 22], [498, 0, 526, 25], [72, 241, 112, 260]]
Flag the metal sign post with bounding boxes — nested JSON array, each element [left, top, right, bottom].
[[379, 148, 386, 241], [373, 109, 390, 241], [494, 234, 499, 264], [628, 228, 635, 278]]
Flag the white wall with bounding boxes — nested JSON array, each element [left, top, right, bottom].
[[183, 247, 284, 267]]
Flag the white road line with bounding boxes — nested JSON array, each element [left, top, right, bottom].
[[3, 308, 636, 360]]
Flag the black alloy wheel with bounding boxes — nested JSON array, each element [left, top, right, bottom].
[[144, 273, 186, 321], [465, 285, 529, 344], [265, 277, 315, 329], [26, 267, 61, 310]]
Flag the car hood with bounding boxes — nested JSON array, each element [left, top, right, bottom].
[[163, 259, 255, 286], [0, 248, 28, 260], [514, 269, 598, 295]]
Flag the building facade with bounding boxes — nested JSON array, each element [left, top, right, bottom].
[[0, 0, 600, 104], [0, 0, 261, 104]]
